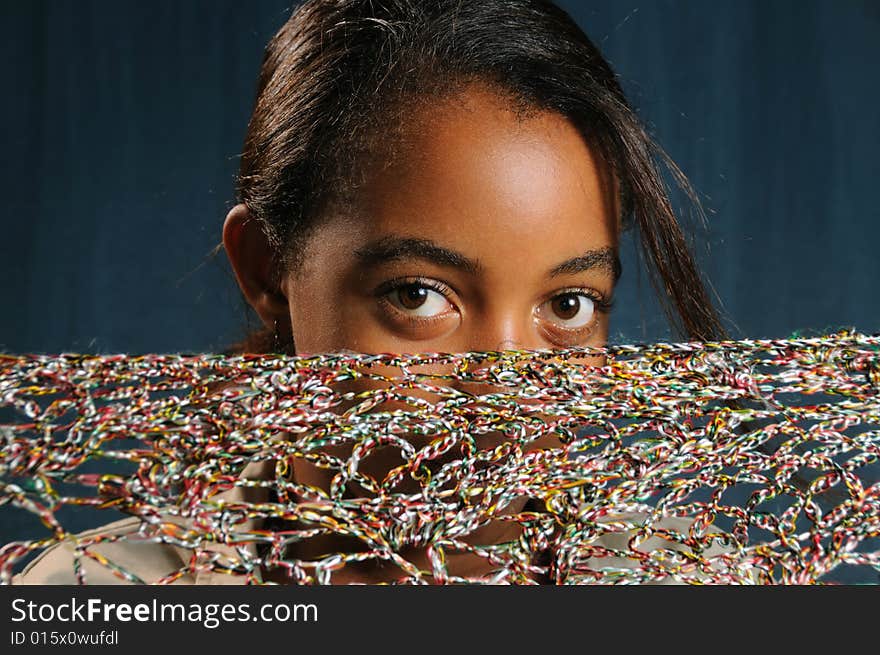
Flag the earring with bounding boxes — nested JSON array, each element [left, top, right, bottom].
[[272, 318, 281, 353]]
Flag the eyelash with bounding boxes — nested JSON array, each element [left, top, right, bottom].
[[375, 277, 457, 325], [374, 276, 614, 328], [552, 286, 615, 316], [377, 276, 455, 300]]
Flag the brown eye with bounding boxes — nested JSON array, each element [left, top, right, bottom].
[[385, 283, 452, 318], [539, 292, 596, 329], [398, 285, 429, 310], [552, 294, 581, 320]]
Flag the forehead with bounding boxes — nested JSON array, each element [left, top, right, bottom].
[[312, 85, 618, 276]]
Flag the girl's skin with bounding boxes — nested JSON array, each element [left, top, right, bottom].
[[223, 84, 621, 582]]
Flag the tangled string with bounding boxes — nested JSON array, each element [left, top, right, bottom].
[[0, 331, 878, 585]]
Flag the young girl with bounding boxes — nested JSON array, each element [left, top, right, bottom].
[[15, 0, 730, 585]]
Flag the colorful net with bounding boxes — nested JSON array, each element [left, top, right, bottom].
[[1, 331, 878, 585]]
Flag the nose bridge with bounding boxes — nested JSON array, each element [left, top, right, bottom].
[[469, 303, 540, 354], [449, 306, 540, 400]]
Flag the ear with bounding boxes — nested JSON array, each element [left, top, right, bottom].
[[223, 203, 290, 328]]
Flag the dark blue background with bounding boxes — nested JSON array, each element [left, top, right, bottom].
[[1, 0, 877, 353]]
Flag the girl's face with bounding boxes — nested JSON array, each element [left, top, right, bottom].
[[281, 85, 620, 357], [226, 86, 622, 560]]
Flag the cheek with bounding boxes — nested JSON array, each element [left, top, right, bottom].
[[285, 273, 374, 354], [590, 314, 611, 357]]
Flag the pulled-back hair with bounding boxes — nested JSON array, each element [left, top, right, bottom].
[[233, 0, 727, 352]]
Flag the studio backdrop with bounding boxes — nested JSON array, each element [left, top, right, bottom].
[[1, 0, 877, 354]]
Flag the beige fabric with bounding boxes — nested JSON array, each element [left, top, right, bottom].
[[14, 515, 738, 585], [565, 511, 742, 585], [13, 460, 273, 586], [12, 460, 741, 585], [13, 516, 199, 585]]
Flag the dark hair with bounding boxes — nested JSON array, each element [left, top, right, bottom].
[[231, 0, 727, 353]]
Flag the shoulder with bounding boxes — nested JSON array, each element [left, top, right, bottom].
[[13, 460, 272, 586], [12, 516, 196, 585]]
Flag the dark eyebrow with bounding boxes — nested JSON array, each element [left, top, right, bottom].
[[354, 236, 483, 274], [354, 235, 621, 281], [549, 246, 622, 282]]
